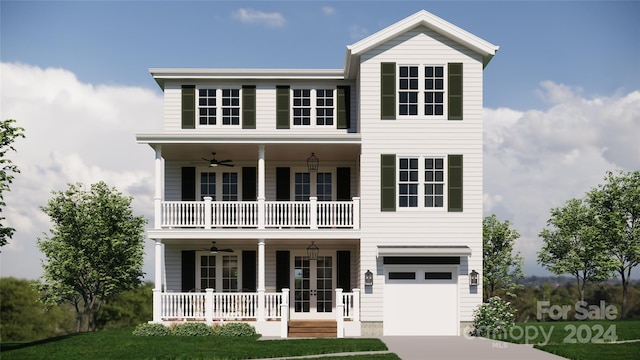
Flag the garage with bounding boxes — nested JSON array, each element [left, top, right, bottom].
[[383, 265, 459, 336]]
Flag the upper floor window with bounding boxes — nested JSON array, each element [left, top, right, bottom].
[[292, 88, 335, 127], [199, 171, 238, 201], [198, 88, 241, 126], [398, 156, 445, 209], [398, 65, 444, 118]]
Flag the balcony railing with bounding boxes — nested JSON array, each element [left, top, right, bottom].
[[156, 197, 360, 230]]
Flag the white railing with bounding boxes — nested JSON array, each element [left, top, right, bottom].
[[158, 197, 360, 230], [341, 289, 360, 320], [158, 291, 284, 321]]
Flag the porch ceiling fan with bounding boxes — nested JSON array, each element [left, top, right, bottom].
[[208, 242, 234, 254], [202, 152, 234, 167]]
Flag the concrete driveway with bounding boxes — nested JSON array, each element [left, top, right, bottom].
[[380, 336, 566, 360]]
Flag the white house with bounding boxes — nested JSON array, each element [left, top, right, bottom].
[[136, 9, 498, 338]]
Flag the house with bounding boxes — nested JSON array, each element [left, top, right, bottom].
[[136, 9, 498, 337]]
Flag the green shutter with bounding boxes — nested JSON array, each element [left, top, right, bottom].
[[181, 167, 196, 201], [448, 63, 463, 120], [276, 86, 290, 129], [380, 154, 396, 211], [242, 86, 256, 129], [337, 86, 350, 129], [380, 62, 396, 120], [448, 154, 463, 212], [182, 85, 196, 129]]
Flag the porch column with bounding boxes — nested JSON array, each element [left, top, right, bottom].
[[257, 238, 266, 321], [336, 288, 344, 338], [257, 145, 265, 229], [153, 238, 163, 323], [154, 145, 162, 229]]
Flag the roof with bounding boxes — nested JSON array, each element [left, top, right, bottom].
[[344, 10, 499, 77]]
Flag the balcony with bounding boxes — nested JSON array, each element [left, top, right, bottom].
[[154, 197, 360, 230]]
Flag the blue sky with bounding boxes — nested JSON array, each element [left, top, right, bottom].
[[1, 1, 639, 280]]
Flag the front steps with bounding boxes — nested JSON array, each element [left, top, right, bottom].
[[288, 320, 337, 338]]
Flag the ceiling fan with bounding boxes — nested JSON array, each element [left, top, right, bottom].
[[202, 152, 234, 167], [208, 242, 234, 254]]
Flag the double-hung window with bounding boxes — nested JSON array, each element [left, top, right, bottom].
[[398, 156, 445, 209], [198, 88, 241, 126], [398, 157, 419, 207], [292, 89, 335, 127], [397, 64, 445, 118]]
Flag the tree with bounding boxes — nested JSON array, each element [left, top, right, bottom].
[[482, 214, 524, 301], [36, 181, 147, 332], [0, 119, 25, 249], [538, 198, 615, 302], [587, 170, 640, 318]]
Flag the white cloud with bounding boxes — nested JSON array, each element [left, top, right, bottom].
[[484, 82, 640, 276], [0, 62, 162, 280], [349, 25, 369, 40], [322, 6, 336, 16], [232, 8, 285, 28]]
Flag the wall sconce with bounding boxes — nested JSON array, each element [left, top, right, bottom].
[[307, 153, 319, 172], [470, 270, 479, 286], [364, 270, 374, 286], [307, 241, 319, 260]]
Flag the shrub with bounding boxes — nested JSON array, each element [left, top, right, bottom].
[[213, 322, 258, 337], [471, 296, 516, 337], [172, 322, 214, 336], [132, 323, 171, 336]]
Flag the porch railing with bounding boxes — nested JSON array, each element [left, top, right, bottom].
[[158, 291, 283, 321], [158, 197, 360, 230]]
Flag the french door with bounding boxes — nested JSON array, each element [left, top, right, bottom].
[[291, 254, 334, 319]]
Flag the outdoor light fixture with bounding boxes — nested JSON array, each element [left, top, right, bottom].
[[470, 270, 479, 286], [364, 270, 374, 286], [307, 153, 319, 172], [307, 241, 319, 260]]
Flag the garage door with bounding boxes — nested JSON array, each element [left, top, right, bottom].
[[383, 266, 458, 335]]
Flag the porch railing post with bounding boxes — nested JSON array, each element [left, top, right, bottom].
[[153, 288, 162, 323], [352, 197, 360, 230], [280, 288, 289, 338], [257, 289, 265, 321], [205, 288, 214, 325], [310, 197, 318, 229], [352, 288, 361, 321], [336, 288, 344, 338], [258, 197, 265, 229], [204, 197, 212, 229]]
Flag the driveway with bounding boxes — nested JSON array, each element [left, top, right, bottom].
[[381, 336, 566, 360]]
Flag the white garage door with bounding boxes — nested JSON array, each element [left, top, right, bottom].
[[383, 266, 458, 335]]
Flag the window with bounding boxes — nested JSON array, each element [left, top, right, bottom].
[[292, 89, 335, 126], [316, 89, 334, 125], [424, 158, 444, 208], [222, 172, 238, 201], [198, 88, 241, 126], [200, 255, 216, 290], [316, 173, 332, 201], [198, 254, 239, 292], [425, 272, 452, 280], [293, 89, 311, 125], [200, 172, 216, 200], [222, 255, 238, 292], [198, 171, 239, 201], [398, 65, 445, 117], [389, 272, 416, 280], [398, 156, 446, 209], [295, 172, 310, 201], [398, 157, 419, 207]]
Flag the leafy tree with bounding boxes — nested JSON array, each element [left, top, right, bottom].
[[96, 282, 153, 330], [482, 214, 524, 301], [36, 181, 147, 332], [0, 119, 25, 249], [587, 170, 640, 318], [0, 277, 75, 341], [538, 198, 616, 302]]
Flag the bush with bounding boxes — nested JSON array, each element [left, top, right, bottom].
[[132, 323, 171, 336], [471, 296, 516, 337], [172, 322, 214, 336], [213, 322, 258, 337]]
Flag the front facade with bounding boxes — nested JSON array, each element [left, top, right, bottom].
[[136, 10, 498, 337]]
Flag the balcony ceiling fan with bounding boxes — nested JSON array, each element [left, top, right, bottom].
[[207, 242, 234, 254], [202, 152, 234, 167]]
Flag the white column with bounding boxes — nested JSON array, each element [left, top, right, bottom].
[[205, 288, 214, 326], [336, 288, 344, 338], [154, 145, 163, 229], [258, 145, 266, 229], [280, 288, 290, 338], [352, 197, 360, 230], [204, 197, 212, 229], [153, 238, 163, 323], [310, 196, 318, 229], [257, 238, 266, 321]]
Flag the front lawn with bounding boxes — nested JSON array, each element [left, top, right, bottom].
[[0, 328, 392, 360]]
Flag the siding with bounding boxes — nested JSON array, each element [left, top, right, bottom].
[[357, 27, 484, 322]]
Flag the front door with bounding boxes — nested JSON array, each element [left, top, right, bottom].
[[291, 254, 334, 319]]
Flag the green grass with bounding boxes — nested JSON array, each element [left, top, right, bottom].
[[0, 328, 390, 360], [484, 320, 640, 360]]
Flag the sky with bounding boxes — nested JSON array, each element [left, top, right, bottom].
[[1, 0, 639, 281]]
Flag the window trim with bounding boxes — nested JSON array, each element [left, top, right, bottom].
[[396, 155, 447, 211], [197, 168, 242, 201], [396, 64, 447, 119], [289, 87, 337, 128], [196, 87, 243, 128], [195, 251, 241, 292]]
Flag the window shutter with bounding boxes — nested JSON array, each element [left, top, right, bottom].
[[337, 86, 350, 129], [337, 251, 351, 291], [276, 167, 290, 201], [448, 63, 463, 120], [181, 85, 196, 129], [181, 167, 196, 201], [448, 154, 463, 212], [380, 62, 396, 120], [242, 86, 256, 129], [380, 154, 396, 211], [242, 251, 257, 291], [275, 251, 290, 292], [276, 86, 290, 129], [336, 167, 351, 201], [242, 167, 257, 201], [181, 250, 196, 292]]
